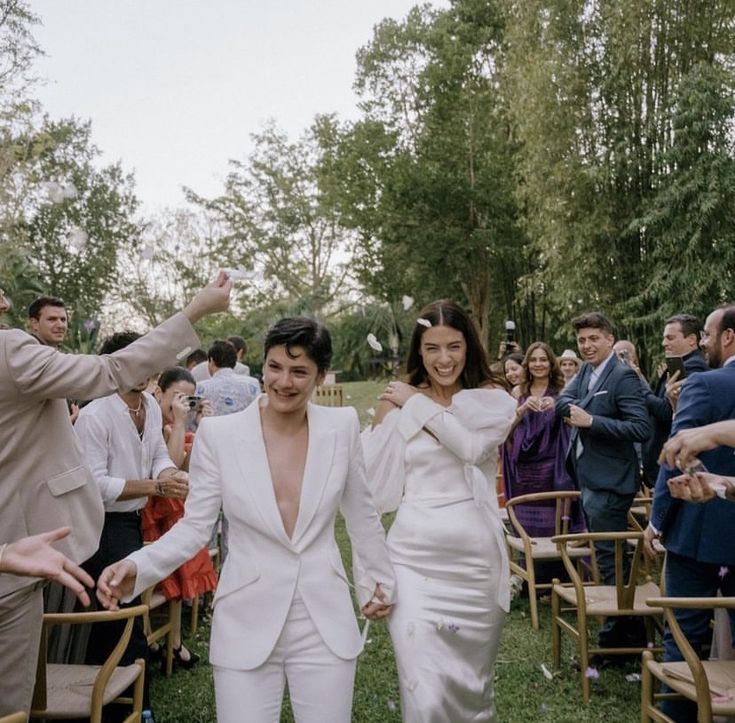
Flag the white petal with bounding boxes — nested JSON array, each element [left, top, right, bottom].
[[46, 182, 65, 203], [402, 295, 414, 311], [62, 182, 78, 199], [67, 227, 88, 250], [141, 243, 155, 260], [222, 267, 256, 281], [541, 663, 553, 681], [367, 333, 383, 352], [417, 318, 432, 328]]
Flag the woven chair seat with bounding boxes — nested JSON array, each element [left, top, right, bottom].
[[647, 660, 735, 715], [555, 580, 662, 616], [40, 663, 142, 717], [506, 535, 592, 560]]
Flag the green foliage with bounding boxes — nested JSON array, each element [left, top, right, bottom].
[[626, 61, 735, 335]]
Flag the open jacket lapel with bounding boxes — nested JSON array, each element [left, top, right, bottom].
[[291, 403, 336, 546], [232, 398, 294, 548]]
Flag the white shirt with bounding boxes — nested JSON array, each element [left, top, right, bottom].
[[589, 351, 615, 391], [75, 392, 174, 512], [191, 359, 251, 382]]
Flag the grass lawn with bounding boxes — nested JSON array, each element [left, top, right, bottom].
[[149, 381, 643, 722]]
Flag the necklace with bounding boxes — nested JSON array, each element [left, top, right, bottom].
[[125, 397, 143, 416]]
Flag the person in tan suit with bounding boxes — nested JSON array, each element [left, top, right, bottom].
[[97, 317, 395, 723], [0, 274, 232, 717]]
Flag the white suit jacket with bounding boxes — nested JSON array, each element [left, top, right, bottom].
[[126, 397, 396, 670]]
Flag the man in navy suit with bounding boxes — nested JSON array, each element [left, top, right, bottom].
[[641, 314, 708, 486], [646, 304, 735, 722], [556, 312, 651, 651]]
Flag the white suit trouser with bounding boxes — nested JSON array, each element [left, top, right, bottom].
[[213, 593, 356, 723]]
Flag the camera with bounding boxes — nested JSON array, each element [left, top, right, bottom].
[[504, 320, 516, 343], [185, 395, 204, 410]]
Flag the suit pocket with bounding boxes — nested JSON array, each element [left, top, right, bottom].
[[213, 557, 261, 605], [46, 466, 87, 496]]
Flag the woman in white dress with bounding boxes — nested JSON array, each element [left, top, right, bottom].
[[96, 317, 395, 723], [363, 300, 516, 722]]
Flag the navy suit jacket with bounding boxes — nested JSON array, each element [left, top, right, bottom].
[[641, 351, 709, 484], [650, 364, 735, 565], [555, 354, 652, 495]]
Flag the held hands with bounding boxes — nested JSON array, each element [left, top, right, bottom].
[[361, 583, 392, 620], [565, 404, 593, 429], [183, 271, 233, 323], [96, 560, 138, 610], [0, 527, 95, 606], [379, 381, 417, 408]]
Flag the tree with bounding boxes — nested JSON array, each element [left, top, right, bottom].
[[329, 2, 526, 348], [188, 120, 354, 319], [626, 61, 735, 327]]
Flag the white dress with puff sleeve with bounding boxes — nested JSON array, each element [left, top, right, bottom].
[[362, 388, 516, 723]]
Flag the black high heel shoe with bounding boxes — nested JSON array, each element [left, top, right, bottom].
[[172, 644, 200, 669]]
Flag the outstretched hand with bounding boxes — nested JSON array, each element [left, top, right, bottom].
[[0, 527, 94, 606], [183, 271, 233, 323], [96, 559, 138, 610]]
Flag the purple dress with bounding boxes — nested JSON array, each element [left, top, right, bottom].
[[503, 389, 578, 537]]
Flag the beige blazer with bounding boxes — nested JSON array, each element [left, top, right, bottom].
[[0, 313, 199, 598], [127, 398, 396, 670]]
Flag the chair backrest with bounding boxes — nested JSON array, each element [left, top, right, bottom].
[[505, 490, 582, 539], [32, 604, 148, 718], [313, 384, 344, 407], [553, 531, 648, 609], [646, 596, 735, 722]]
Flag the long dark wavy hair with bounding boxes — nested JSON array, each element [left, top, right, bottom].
[[405, 300, 507, 390], [519, 341, 565, 396]]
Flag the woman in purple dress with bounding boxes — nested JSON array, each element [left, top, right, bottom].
[[503, 342, 576, 537]]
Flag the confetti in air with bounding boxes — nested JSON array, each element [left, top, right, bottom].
[[141, 243, 155, 260], [44, 181, 65, 203], [61, 182, 78, 199], [719, 566, 729, 580], [417, 318, 432, 328], [67, 227, 88, 251], [221, 267, 256, 281], [402, 295, 414, 311], [367, 333, 383, 352]]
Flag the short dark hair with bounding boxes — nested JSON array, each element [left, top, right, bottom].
[[185, 348, 208, 368], [405, 299, 506, 390], [665, 314, 703, 340], [99, 331, 142, 355], [208, 340, 238, 369], [717, 304, 735, 334], [264, 317, 332, 373], [28, 296, 66, 320], [571, 311, 615, 336], [226, 335, 247, 355], [158, 366, 196, 392]]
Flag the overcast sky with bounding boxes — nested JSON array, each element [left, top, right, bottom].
[[31, 1, 446, 213]]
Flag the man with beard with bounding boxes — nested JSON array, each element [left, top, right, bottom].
[[645, 304, 735, 722]]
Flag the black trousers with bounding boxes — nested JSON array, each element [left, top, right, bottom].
[[83, 511, 151, 712]]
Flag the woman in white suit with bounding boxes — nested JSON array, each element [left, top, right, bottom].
[[97, 318, 395, 723]]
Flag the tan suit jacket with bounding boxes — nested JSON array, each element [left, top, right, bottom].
[[0, 312, 199, 598], [127, 398, 396, 670]]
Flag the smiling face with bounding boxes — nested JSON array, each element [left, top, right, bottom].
[[662, 322, 698, 357], [576, 326, 614, 368], [526, 347, 551, 382], [560, 359, 578, 380], [504, 358, 523, 386], [263, 344, 324, 414], [419, 325, 467, 392]]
